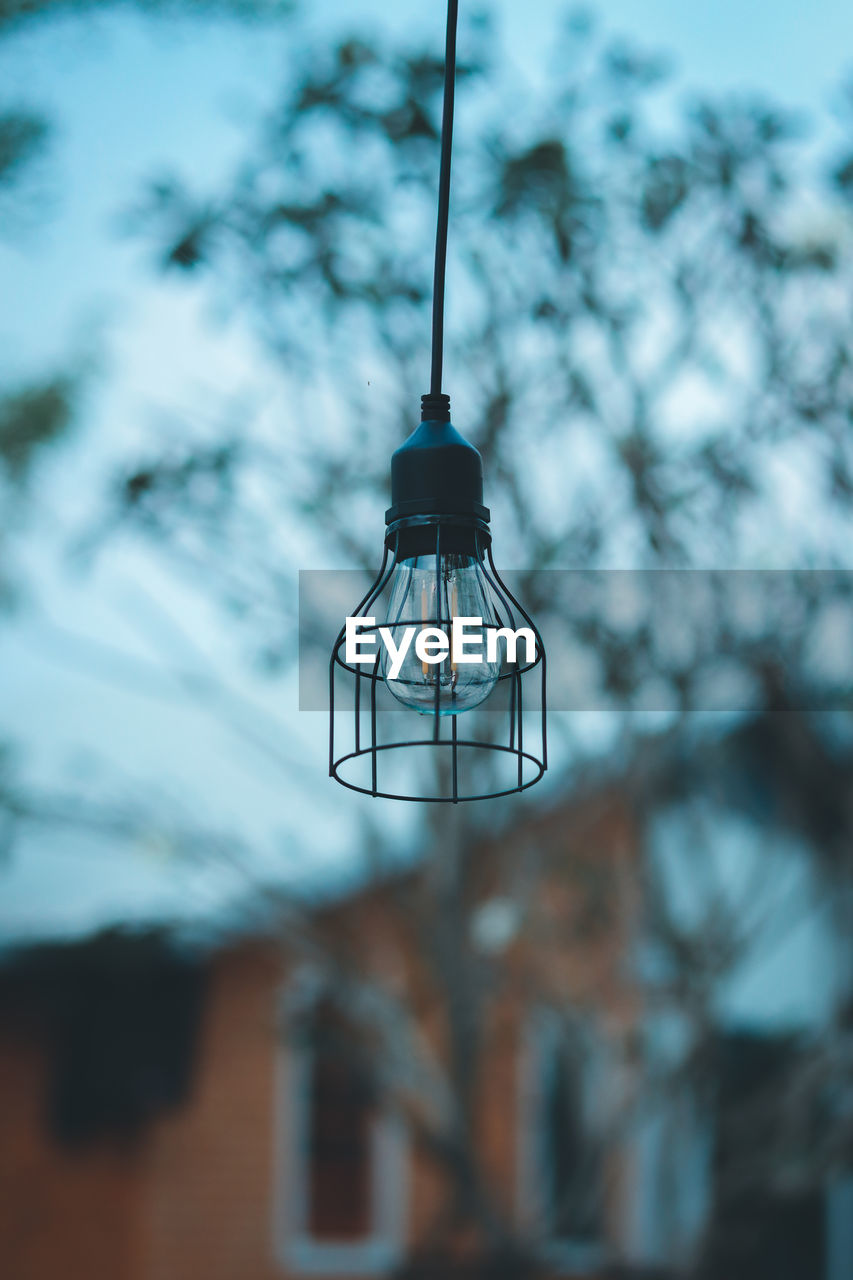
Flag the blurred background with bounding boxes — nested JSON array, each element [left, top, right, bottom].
[[1, 0, 852, 1277]]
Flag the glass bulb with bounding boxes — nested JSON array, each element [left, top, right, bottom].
[[381, 551, 502, 715]]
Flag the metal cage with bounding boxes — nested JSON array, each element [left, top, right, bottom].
[[329, 518, 547, 802]]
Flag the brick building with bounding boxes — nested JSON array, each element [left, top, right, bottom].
[[0, 789, 652, 1280]]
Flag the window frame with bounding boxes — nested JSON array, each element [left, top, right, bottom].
[[516, 1009, 607, 1275], [273, 971, 408, 1276]]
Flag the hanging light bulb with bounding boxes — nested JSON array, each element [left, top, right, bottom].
[[328, 0, 547, 801], [379, 392, 503, 716], [329, 389, 547, 800]]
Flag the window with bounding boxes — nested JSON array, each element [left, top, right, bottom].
[[518, 1012, 605, 1270], [827, 1178, 853, 1280], [541, 1031, 600, 1243], [274, 975, 407, 1275], [306, 1008, 373, 1241]]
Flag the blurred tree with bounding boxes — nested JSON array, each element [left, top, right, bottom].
[[0, 108, 48, 198], [0, 0, 293, 605], [0, 0, 292, 33], [3, 4, 853, 1274], [119, 13, 853, 659], [96, 9, 853, 1275], [0, 0, 298, 812], [0, 67, 69, 604]]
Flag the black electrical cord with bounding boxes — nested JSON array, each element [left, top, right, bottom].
[[429, 0, 459, 402]]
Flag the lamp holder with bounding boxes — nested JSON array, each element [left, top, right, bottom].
[[385, 394, 490, 533]]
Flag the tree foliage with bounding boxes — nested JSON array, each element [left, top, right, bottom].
[[120, 14, 853, 688], [3, 9, 853, 1274]]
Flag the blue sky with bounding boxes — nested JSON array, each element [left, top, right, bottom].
[[3, 0, 852, 378], [3, 0, 852, 362], [0, 0, 849, 1022]]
